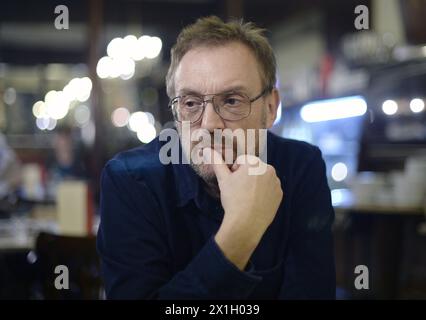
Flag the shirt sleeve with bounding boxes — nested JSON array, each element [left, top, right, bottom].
[[97, 158, 262, 300], [279, 147, 336, 299]]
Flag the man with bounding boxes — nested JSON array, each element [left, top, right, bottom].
[[0, 132, 21, 198], [97, 16, 336, 299]]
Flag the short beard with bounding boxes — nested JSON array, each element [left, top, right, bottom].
[[178, 108, 268, 196], [190, 162, 217, 184]]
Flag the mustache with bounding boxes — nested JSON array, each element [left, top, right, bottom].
[[191, 129, 241, 148]]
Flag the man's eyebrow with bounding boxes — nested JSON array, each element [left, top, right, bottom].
[[221, 85, 250, 93], [177, 85, 250, 96]]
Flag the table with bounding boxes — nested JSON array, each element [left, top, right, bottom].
[[0, 217, 58, 251]]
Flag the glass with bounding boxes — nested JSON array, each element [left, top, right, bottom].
[[169, 87, 271, 123]]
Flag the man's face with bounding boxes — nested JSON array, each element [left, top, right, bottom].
[[173, 41, 279, 183]]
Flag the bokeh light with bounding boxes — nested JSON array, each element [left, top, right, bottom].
[[111, 107, 131, 127]]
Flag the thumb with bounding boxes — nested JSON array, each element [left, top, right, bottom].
[[203, 147, 230, 182]]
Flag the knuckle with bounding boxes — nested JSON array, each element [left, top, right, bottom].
[[266, 164, 275, 174]]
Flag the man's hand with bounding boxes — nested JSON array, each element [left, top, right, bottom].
[[203, 148, 284, 270]]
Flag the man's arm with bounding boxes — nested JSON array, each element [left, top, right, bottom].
[[206, 148, 283, 271], [279, 147, 336, 299], [97, 158, 262, 299]]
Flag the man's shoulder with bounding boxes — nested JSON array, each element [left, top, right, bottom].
[[269, 132, 321, 163], [268, 132, 326, 190], [104, 137, 169, 183]]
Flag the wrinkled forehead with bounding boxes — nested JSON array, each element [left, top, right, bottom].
[[173, 42, 264, 96]]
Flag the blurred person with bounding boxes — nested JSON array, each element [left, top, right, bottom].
[[97, 16, 335, 299], [0, 132, 21, 198], [50, 126, 87, 179], [45, 126, 88, 199]]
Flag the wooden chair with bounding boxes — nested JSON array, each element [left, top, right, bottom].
[[34, 231, 103, 299]]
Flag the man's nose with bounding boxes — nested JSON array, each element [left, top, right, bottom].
[[200, 100, 225, 132]]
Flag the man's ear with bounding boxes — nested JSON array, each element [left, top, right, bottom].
[[265, 88, 280, 129]]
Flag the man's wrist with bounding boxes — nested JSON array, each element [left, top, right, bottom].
[[214, 223, 263, 271]]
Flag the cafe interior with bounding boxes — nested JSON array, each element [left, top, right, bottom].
[[0, 0, 425, 300]]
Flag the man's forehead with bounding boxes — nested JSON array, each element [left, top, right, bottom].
[[176, 83, 251, 96], [173, 43, 263, 95]]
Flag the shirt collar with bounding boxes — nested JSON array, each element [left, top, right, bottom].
[[172, 160, 201, 207], [170, 135, 201, 207]]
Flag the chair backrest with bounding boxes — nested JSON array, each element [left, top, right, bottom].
[[35, 231, 103, 300]]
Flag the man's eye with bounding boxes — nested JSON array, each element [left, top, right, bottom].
[[185, 101, 200, 108], [182, 98, 202, 108], [224, 96, 243, 106]]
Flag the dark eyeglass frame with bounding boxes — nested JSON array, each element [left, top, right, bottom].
[[169, 86, 272, 123]]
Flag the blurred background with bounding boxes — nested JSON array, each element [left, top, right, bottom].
[[0, 0, 425, 300]]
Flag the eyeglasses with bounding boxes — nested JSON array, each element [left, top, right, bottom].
[[169, 86, 271, 123]]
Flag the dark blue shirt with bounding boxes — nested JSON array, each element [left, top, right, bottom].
[[97, 131, 336, 299]]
